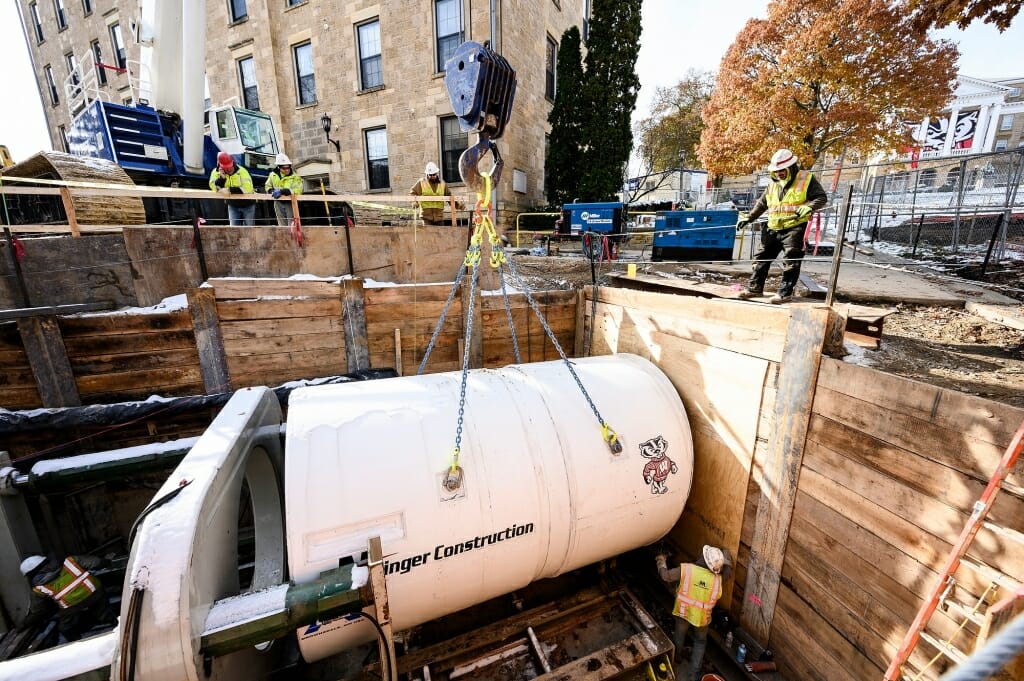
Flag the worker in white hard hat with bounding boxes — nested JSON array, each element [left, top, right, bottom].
[[656, 545, 732, 681], [735, 149, 828, 304], [265, 153, 305, 226], [21, 554, 115, 643], [410, 161, 461, 225]]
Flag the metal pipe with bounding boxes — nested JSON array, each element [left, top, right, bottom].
[[181, 0, 206, 174], [200, 565, 367, 657]]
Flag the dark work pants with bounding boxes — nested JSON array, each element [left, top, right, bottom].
[[747, 224, 805, 295], [674, 617, 709, 681]]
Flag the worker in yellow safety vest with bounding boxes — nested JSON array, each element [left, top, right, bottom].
[[210, 151, 256, 226], [736, 148, 828, 304], [265, 153, 304, 226], [409, 161, 460, 225], [21, 554, 115, 642], [656, 545, 732, 681]]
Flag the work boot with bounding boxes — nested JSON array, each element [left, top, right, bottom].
[[735, 288, 763, 300], [769, 290, 793, 304]]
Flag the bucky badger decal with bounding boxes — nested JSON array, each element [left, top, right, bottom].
[[639, 435, 678, 495]]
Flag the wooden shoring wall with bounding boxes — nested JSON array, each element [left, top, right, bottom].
[[767, 359, 1024, 681], [585, 285, 1024, 681], [0, 322, 42, 408]]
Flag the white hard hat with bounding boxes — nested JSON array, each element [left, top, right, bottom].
[[703, 545, 729, 574], [20, 555, 46, 576], [767, 148, 798, 172], [425, 162, 440, 176], [275, 153, 292, 166]]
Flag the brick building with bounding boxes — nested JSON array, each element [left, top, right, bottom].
[[17, 0, 586, 213]]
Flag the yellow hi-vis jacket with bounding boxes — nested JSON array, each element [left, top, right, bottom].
[[265, 171, 304, 195], [416, 179, 446, 209], [32, 557, 98, 609], [766, 170, 813, 231], [208, 165, 255, 194], [672, 563, 722, 627]]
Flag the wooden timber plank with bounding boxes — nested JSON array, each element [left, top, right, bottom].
[[591, 286, 790, 359], [68, 348, 201, 374], [210, 278, 341, 299], [774, 576, 886, 681], [224, 332, 345, 356], [341, 279, 369, 372], [17, 316, 81, 408], [215, 298, 342, 321], [366, 316, 463, 338], [811, 385, 1024, 490], [480, 307, 576, 329], [363, 301, 453, 323], [806, 415, 1024, 532], [818, 358, 1023, 447], [76, 366, 204, 395], [62, 329, 197, 356], [0, 368, 39, 386], [0, 387, 43, 410], [743, 306, 833, 644], [226, 349, 346, 377], [219, 316, 343, 340], [187, 287, 231, 395], [803, 437, 1024, 582], [80, 383, 205, 404], [0, 349, 29, 364], [574, 289, 586, 357], [363, 283, 459, 305], [770, 589, 861, 681], [369, 332, 459, 355], [478, 290, 577, 310], [483, 316, 576, 340], [58, 311, 192, 335]]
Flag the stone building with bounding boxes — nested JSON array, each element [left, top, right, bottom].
[[17, 0, 586, 215]]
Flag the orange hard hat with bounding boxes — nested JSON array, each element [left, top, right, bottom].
[[217, 151, 234, 170]]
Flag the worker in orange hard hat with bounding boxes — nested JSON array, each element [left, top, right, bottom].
[[409, 161, 461, 225], [656, 545, 732, 681], [735, 149, 828, 304], [209, 151, 256, 225]]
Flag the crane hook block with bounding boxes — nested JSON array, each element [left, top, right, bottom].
[[444, 41, 517, 140]]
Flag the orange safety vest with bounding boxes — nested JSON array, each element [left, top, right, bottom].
[[32, 557, 98, 609], [672, 563, 722, 627], [766, 170, 813, 231], [418, 179, 446, 209]]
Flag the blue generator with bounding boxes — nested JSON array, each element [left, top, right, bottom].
[[652, 210, 738, 262], [562, 202, 624, 236]]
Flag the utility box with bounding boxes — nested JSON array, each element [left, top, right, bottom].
[[652, 210, 738, 262], [562, 202, 624, 236]]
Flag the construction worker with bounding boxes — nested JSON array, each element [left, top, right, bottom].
[[410, 162, 459, 226], [265, 153, 304, 226], [21, 554, 115, 642], [210, 151, 256, 226], [656, 545, 732, 681], [736, 148, 828, 304]]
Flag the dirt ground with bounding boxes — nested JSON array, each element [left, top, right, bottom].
[[509, 255, 1024, 409]]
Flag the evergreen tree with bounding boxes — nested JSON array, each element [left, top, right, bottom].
[[545, 26, 585, 206], [579, 0, 642, 201]]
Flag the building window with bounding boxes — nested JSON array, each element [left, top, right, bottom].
[[91, 40, 107, 85], [29, 2, 44, 42], [287, 0, 305, 5], [545, 35, 557, 100], [58, 126, 69, 152], [44, 65, 59, 105], [229, 0, 247, 23], [237, 56, 259, 110], [357, 20, 383, 90], [123, 95, 134, 105], [1010, 87, 1022, 98], [365, 128, 389, 189], [583, 0, 591, 40], [110, 24, 127, 69], [439, 116, 467, 183], [995, 139, 1008, 151], [293, 42, 316, 105], [53, 0, 68, 30], [1000, 114, 1014, 131], [435, 0, 463, 72], [82, 0, 92, 15], [65, 52, 81, 99]]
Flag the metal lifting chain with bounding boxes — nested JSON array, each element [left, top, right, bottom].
[[497, 266, 522, 365], [417, 264, 468, 376]]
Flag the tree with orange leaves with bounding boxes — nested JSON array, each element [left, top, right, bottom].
[[697, 0, 958, 177], [904, 0, 1022, 31]]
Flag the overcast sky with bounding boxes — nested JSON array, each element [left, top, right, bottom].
[[1, 1, 1023, 162]]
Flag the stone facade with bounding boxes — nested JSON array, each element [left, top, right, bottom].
[[18, 0, 584, 212]]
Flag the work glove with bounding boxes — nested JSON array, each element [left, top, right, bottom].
[[736, 214, 750, 230], [796, 204, 812, 219], [271, 189, 282, 199], [280, 188, 292, 196], [214, 176, 226, 188], [229, 187, 243, 194], [655, 554, 667, 569]]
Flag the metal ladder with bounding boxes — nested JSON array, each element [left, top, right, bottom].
[[884, 418, 1024, 680]]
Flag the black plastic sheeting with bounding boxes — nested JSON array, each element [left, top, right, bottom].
[[0, 369, 398, 437]]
